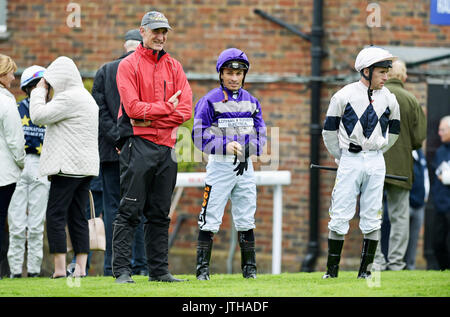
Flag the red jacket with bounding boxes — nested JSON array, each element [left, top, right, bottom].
[[116, 44, 192, 148]]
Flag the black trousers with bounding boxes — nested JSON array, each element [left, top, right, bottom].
[[100, 160, 121, 276], [433, 211, 450, 270], [46, 175, 92, 254], [112, 136, 177, 277], [0, 183, 16, 248]]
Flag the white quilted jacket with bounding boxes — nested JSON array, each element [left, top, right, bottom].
[[0, 85, 25, 186], [30, 56, 99, 177]]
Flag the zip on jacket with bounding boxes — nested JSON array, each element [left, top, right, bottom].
[[116, 44, 193, 149]]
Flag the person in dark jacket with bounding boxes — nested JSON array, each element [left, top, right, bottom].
[[431, 115, 450, 270], [374, 59, 426, 271], [404, 148, 429, 270], [91, 29, 148, 276]]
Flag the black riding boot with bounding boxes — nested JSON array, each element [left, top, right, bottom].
[[357, 239, 378, 279], [239, 232, 257, 279], [322, 239, 344, 279], [196, 240, 213, 280]]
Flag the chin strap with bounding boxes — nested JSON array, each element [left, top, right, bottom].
[[221, 88, 229, 103], [361, 67, 374, 104]]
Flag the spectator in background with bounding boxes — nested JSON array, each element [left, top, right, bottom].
[[374, 59, 427, 271], [30, 56, 99, 278], [430, 115, 450, 270], [7, 65, 50, 278], [91, 29, 148, 277], [404, 148, 429, 270], [70, 173, 103, 276], [112, 11, 192, 283], [0, 54, 25, 279]]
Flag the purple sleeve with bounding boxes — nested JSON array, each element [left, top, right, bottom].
[[250, 99, 267, 156], [191, 97, 227, 155]]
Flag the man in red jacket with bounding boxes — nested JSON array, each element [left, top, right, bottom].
[[112, 11, 192, 284]]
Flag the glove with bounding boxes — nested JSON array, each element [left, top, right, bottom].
[[233, 159, 248, 176], [233, 143, 250, 176]]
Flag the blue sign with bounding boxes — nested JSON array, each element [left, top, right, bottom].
[[431, 0, 450, 25]]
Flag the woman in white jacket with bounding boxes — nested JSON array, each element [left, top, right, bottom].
[[30, 56, 99, 278], [0, 55, 25, 278]]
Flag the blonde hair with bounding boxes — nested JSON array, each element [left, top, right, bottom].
[[0, 54, 18, 77], [388, 60, 407, 82]]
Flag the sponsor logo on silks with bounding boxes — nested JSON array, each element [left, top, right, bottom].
[[218, 117, 254, 128], [198, 184, 212, 229]]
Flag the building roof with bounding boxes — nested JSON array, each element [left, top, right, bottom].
[[383, 46, 450, 67]]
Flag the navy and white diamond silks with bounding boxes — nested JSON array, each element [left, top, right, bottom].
[[359, 103, 378, 138], [342, 102, 359, 137], [322, 81, 400, 159]]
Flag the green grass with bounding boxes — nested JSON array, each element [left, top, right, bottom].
[[0, 271, 448, 297]]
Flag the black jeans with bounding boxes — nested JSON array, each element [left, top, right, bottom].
[[46, 175, 92, 254], [112, 136, 177, 277]]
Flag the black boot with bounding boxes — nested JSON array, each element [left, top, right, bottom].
[[322, 239, 344, 279], [239, 233, 257, 279], [196, 240, 213, 280], [357, 239, 378, 279]]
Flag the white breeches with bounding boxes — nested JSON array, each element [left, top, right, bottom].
[[7, 154, 50, 274], [198, 155, 257, 234], [328, 150, 385, 235]]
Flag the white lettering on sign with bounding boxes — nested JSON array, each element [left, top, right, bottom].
[[437, 0, 450, 14], [218, 117, 254, 128]]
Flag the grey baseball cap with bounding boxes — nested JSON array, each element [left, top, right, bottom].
[[141, 11, 172, 30], [124, 29, 142, 41]]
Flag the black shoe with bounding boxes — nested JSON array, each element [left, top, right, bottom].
[[243, 268, 257, 279], [322, 239, 344, 279], [357, 239, 378, 279], [132, 270, 148, 276], [27, 273, 40, 278], [149, 273, 187, 282], [196, 240, 213, 281], [10, 274, 22, 279], [115, 274, 135, 284], [197, 273, 210, 281], [358, 271, 372, 279]]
